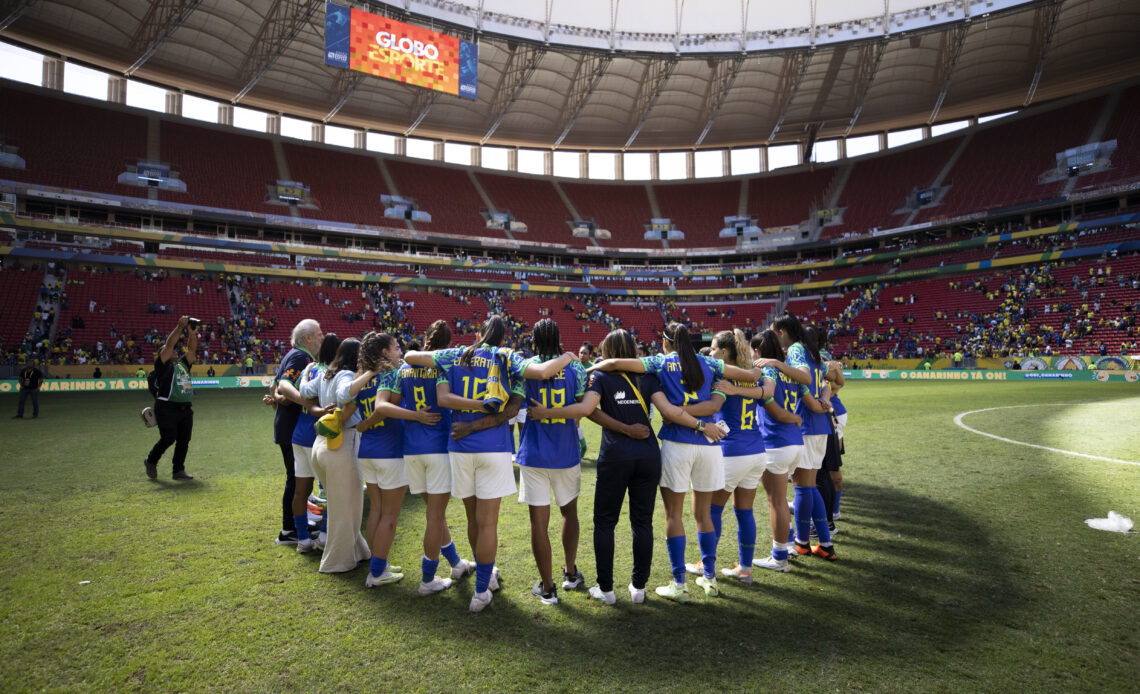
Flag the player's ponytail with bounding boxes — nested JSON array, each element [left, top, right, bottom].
[[771, 311, 808, 351], [325, 337, 360, 379], [802, 325, 823, 366], [664, 322, 704, 392], [461, 315, 506, 367], [425, 320, 451, 351], [755, 329, 783, 360], [317, 333, 341, 366], [532, 318, 561, 359]]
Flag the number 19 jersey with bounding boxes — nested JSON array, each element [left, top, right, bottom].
[[517, 357, 587, 469]]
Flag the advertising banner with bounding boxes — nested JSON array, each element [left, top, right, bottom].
[[325, 2, 478, 100]]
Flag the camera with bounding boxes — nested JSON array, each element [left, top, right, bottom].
[[187, 317, 203, 327]]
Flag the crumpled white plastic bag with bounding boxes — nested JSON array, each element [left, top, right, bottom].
[[1084, 511, 1135, 533]]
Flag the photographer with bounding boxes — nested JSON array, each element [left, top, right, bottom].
[[144, 316, 198, 481]]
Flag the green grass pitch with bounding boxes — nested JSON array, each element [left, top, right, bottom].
[[0, 381, 1137, 691]]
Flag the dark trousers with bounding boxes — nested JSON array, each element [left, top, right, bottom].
[[593, 455, 661, 592], [280, 442, 296, 533], [16, 389, 39, 416], [147, 401, 193, 472], [816, 429, 843, 525]]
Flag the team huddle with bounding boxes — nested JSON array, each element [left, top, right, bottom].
[[265, 310, 847, 612]]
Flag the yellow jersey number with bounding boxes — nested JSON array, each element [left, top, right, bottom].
[[536, 387, 567, 424]]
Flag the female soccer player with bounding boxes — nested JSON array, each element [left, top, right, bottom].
[[404, 315, 575, 612], [588, 322, 761, 602], [770, 312, 836, 561], [740, 329, 804, 572], [696, 329, 774, 584], [514, 319, 588, 605], [348, 332, 441, 589], [816, 330, 847, 521], [530, 328, 725, 605], [299, 338, 370, 574], [397, 320, 478, 594], [273, 333, 340, 554]]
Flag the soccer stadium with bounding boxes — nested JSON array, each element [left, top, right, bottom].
[[0, 0, 1137, 690]]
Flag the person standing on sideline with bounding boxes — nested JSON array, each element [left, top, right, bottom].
[[269, 319, 322, 545], [144, 316, 197, 481], [14, 360, 44, 419]]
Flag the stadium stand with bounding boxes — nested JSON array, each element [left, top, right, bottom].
[[475, 172, 587, 248], [560, 182, 660, 249], [281, 143, 391, 227], [656, 179, 744, 248], [0, 266, 44, 352], [385, 159, 497, 239], [158, 120, 282, 216]]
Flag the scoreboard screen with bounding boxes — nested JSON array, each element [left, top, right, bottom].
[[325, 2, 478, 101]]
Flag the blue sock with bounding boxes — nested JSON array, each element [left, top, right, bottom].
[[833, 489, 843, 516], [734, 507, 756, 568], [787, 525, 795, 543], [440, 541, 461, 567], [811, 487, 833, 545], [293, 514, 309, 541], [421, 556, 439, 583], [772, 541, 789, 561], [370, 556, 387, 577], [710, 503, 725, 542], [793, 486, 813, 545], [665, 535, 687, 584], [474, 562, 494, 594], [697, 531, 718, 579]]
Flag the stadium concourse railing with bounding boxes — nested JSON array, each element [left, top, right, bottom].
[[3, 209, 1138, 298]]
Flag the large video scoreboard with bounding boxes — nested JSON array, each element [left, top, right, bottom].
[[325, 2, 478, 100]]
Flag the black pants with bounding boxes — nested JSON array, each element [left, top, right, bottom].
[[816, 429, 843, 525], [147, 401, 193, 472], [16, 389, 39, 416], [280, 442, 296, 533], [593, 455, 661, 592]]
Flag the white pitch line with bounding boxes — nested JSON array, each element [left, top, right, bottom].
[[953, 403, 1140, 467]]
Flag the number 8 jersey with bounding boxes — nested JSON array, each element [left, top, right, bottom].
[[516, 357, 587, 469]]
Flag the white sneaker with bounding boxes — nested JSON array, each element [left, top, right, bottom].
[[684, 561, 704, 576], [833, 510, 842, 521], [753, 555, 791, 573], [628, 583, 646, 604], [720, 563, 753, 584], [315, 532, 326, 551], [418, 576, 453, 596], [488, 565, 502, 591], [588, 585, 616, 605], [450, 558, 476, 581], [296, 537, 316, 554], [364, 570, 404, 587], [469, 590, 493, 613]]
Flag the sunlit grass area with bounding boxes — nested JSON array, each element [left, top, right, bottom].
[[0, 381, 1136, 691]]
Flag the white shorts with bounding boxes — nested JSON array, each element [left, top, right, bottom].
[[292, 443, 316, 479], [518, 465, 581, 508], [763, 445, 804, 476], [800, 435, 827, 470], [405, 453, 451, 495], [660, 440, 724, 493], [449, 451, 516, 500], [835, 413, 847, 440], [360, 457, 408, 490], [723, 453, 766, 492], [510, 407, 527, 426]]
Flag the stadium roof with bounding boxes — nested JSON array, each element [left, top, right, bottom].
[[2, 0, 1139, 151]]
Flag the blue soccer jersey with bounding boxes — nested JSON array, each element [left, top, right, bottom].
[[787, 342, 831, 436], [356, 367, 404, 459], [640, 352, 726, 445], [398, 362, 450, 455], [759, 366, 804, 449], [433, 345, 527, 454], [290, 362, 323, 448], [717, 381, 765, 457], [517, 357, 587, 469]]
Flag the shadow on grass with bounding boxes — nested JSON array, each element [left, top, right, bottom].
[[337, 482, 1024, 684]]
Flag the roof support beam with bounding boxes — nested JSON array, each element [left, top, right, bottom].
[[479, 43, 545, 145], [928, 23, 970, 124], [405, 90, 439, 136], [0, 0, 38, 32], [694, 56, 745, 147], [233, 0, 322, 103], [768, 50, 811, 142], [624, 57, 678, 149], [124, 0, 203, 76], [553, 53, 611, 148], [844, 39, 887, 137], [1023, 0, 1063, 107], [322, 70, 362, 122]]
